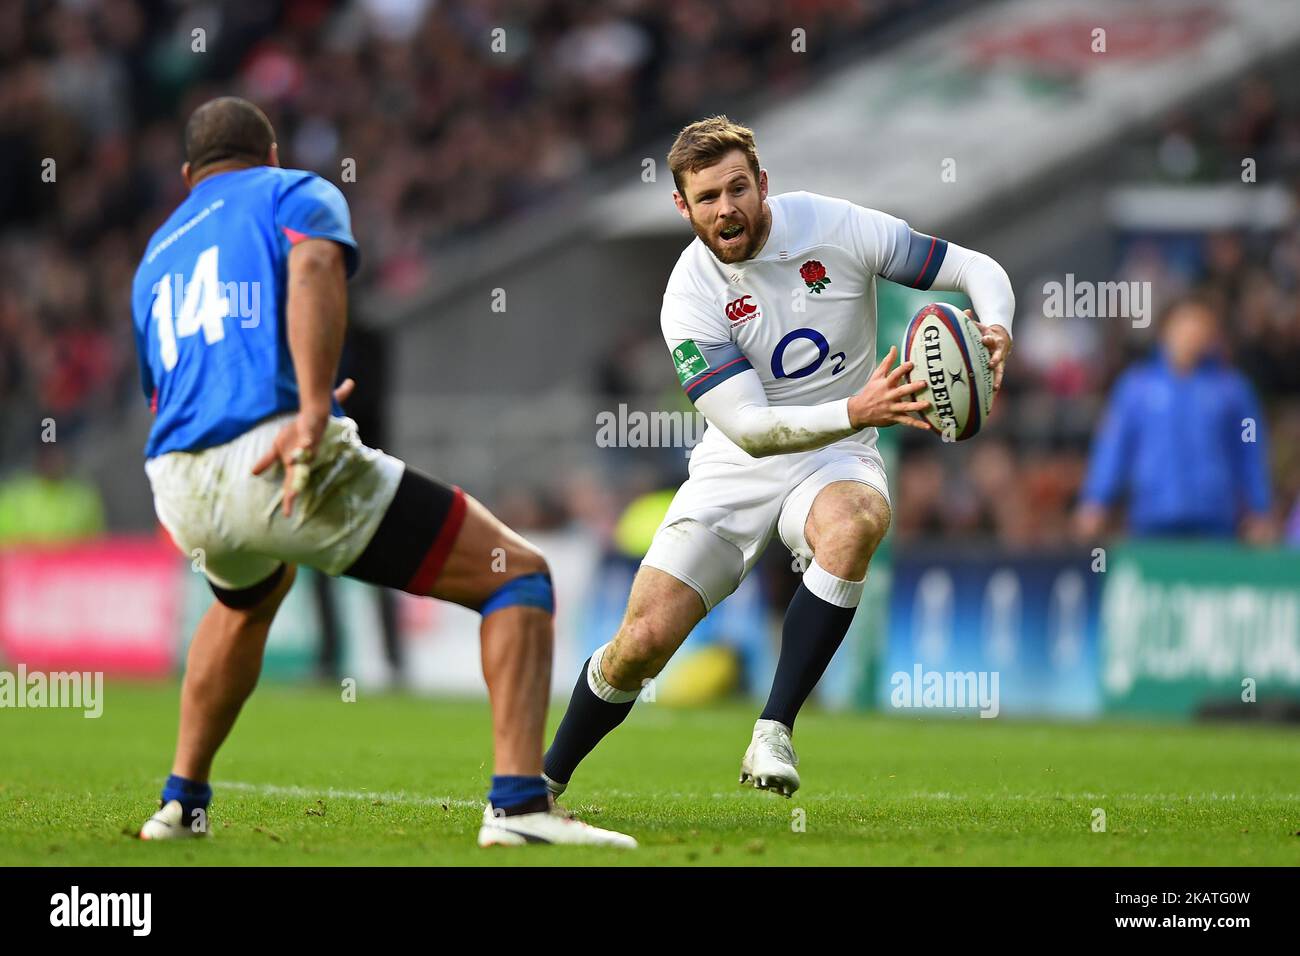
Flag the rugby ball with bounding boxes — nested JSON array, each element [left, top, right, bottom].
[[901, 302, 994, 441]]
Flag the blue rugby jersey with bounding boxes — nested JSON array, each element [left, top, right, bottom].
[[131, 166, 358, 457]]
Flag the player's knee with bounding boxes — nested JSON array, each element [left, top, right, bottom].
[[507, 539, 549, 580], [480, 541, 554, 617], [846, 500, 890, 555], [608, 615, 675, 684], [215, 563, 297, 624], [817, 493, 890, 569]]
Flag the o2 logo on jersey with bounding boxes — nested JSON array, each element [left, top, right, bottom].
[[724, 294, 760, 327], [771, 328, 846, 380]]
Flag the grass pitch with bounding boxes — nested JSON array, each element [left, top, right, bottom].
[[1, 682, 1296, 866]]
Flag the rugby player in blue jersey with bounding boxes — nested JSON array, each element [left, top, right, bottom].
[[131, 97, 632, 848]]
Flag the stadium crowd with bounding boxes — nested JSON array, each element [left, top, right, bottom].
[[0, 0, 927, 460], [893, 70, 1300, 548], [2, 1, 1297, 552], [588, 69, 1300, 550]]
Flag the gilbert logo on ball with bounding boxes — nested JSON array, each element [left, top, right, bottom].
[[901, 302, 994, 440]]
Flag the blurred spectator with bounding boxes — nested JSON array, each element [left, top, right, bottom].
[[4, 3, 1300, 551], [0, 0, 926, 460], [1074, 296, 1274, 543], [882, 70, 1300, 549], [0, 445, 105, 546]]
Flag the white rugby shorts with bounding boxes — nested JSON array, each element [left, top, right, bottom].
[[641, 439, 890, 611], [145, 414, 404, 591]]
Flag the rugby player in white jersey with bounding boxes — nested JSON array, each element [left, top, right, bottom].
[[544, 116, 1015, 797]]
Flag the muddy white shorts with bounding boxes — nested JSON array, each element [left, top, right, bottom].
[[641, 438, 890, 611], [145, 414, 405, 591]]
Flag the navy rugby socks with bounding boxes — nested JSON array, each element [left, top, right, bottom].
[[760, 560, 865, 730], [544, 644, 638, 787]]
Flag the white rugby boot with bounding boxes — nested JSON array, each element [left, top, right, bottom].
[[139, 799, 209, 840], [477, 799, 637, 848], [739, 718, 800, 798]]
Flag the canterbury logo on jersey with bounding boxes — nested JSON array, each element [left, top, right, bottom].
[[725, 295, 759, 324]]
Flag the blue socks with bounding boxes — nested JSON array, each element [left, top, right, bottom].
[[488, 775, 550, 815], [163, 772, 551, 823], [161, 773, 211, 827]]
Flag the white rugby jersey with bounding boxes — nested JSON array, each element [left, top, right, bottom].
[[662, 191, 959, 458]]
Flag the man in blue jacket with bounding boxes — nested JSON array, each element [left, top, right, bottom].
[[1075, 295, 1275, 543]]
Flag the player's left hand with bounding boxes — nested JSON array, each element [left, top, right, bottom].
[[252, 378, 356, 517], [966, 310, 1012, 392]]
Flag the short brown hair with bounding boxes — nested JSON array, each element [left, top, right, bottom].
[[185, 96, 276, 175], [667, 115, 760, 199]]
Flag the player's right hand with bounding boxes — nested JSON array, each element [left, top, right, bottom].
[[847, 346, 932, 431], [252, 378, 355, 517]]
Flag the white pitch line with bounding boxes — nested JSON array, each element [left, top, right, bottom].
[[587, 788, 1300, 803], [217, 782, 1298, 807], [218, 780, 482, 810], [904, 791, 1300, 802]]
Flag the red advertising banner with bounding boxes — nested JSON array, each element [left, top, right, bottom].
[[0, 538, 181, 676]]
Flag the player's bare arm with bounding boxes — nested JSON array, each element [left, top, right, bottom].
[[251, 237, 349, 516]]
